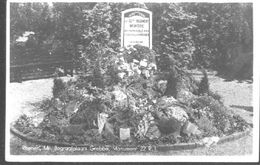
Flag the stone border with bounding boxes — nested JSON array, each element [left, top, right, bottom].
[[10, 126, 252, 152]]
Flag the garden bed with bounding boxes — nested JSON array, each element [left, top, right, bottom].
[[10, 125, 251, 152], [11, 46, 251, 149]]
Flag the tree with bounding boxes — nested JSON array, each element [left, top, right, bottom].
[[183, 3, 253, 70], [147, 3, 196, 70]]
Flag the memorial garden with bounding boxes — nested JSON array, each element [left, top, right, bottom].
[[9, 2, 253, 153]]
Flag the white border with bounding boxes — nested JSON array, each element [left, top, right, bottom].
[[6, 0, 259, 162], [121, 8, 152, 49]]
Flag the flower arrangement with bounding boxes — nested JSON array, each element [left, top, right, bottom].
[[13, 45, 251, 146]]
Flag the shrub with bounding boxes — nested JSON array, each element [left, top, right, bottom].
[[196, 116, 218, 137], [52, 78, 66, 98], [208, 90, 222, 102], [198, 69, 209, 95]]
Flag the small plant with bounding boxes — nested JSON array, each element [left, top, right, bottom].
[[198, 69, 209, 95], [52, 78, 66, 98], [208, 90, 222, 102]]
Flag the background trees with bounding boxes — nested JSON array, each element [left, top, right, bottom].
[[10, 2, 253, 79], [183, 3, 253, 74]]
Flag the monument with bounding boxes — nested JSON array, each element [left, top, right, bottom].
[[121, 8, 152, 49]]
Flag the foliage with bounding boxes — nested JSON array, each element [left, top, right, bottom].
[[208, 90, 222, 102], [12, 2, 251, 146], [147, 3, 196, 70], [14, 57, 250, 146], [52, 78, 66, 98], [198, 69, 209, 95], [10, 3, 253, 74], [183, 3, 253, 70], [190, 95, 249, 136]]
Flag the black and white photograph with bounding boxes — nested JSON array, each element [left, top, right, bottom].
[[5, 0, 259, 162]]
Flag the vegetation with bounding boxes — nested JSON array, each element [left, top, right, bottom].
[[10, 2, 253, 77], [13, 45, 250, 145], [11, 2, 252, 146]]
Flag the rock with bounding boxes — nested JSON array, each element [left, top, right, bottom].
[[120, 128, 131, 141], [176, 89, 195, 103], [165, 106, 189, 123], [182, 122, 201, 136]]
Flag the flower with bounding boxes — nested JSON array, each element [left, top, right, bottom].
[[120, 63, 130, 70], [128, 70, 135, 76], [133, 59, 139, 63], [140, 59, 148, 67], [166, 106, 189, 122], [136, 69, 141, 75], [118, 72, 126, 79], [112, 89, 127, 102], [119, 47, 125, 52], [130, 62, 138, 70], [142, 69, 150, 78], [148, 63, 157, 70]]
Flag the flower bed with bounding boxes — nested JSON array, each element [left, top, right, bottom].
[[12, 45, 251, 147]]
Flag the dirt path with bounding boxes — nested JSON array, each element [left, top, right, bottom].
[[8, 73, 253, 155]]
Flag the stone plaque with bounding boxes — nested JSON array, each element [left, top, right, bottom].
[[119, 128, 131, 141], [121, 8, 152, 49]]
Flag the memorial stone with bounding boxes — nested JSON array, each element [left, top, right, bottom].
[[121, 8, 152, 49]]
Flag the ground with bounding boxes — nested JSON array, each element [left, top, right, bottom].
[[8, 71, 253, 155]]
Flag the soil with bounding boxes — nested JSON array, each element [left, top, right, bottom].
[[8, 72, 253, 155]]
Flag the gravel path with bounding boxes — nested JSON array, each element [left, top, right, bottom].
[[8, 73, 253, 155]]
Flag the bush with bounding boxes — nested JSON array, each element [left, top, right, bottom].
[[198, 69, 209, 95], [52, 78, 66, 98], [208, 90, 222, 102]]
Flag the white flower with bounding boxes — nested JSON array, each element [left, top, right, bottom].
[[148, 63, 157, 70], [133, 59, 139, 63], [128, 70, 135, 76], [136, 68, 141, 75], [158, 80, 167, 86], [118, 72, 126, 79], [130, 62, 138, 70], [142, 69, 150, 78], [24, 31, 35, 37], [166, 106, 189, 122], [112, 90, 127, 102], [119, 47, 124, 52], [140, 59, 148, 67], [16, 36, 28, 42], [124, 63, 131, 71], [119, 57, 125, 62]]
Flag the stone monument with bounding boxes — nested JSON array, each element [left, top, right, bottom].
[[121, 8, 152, 49]]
